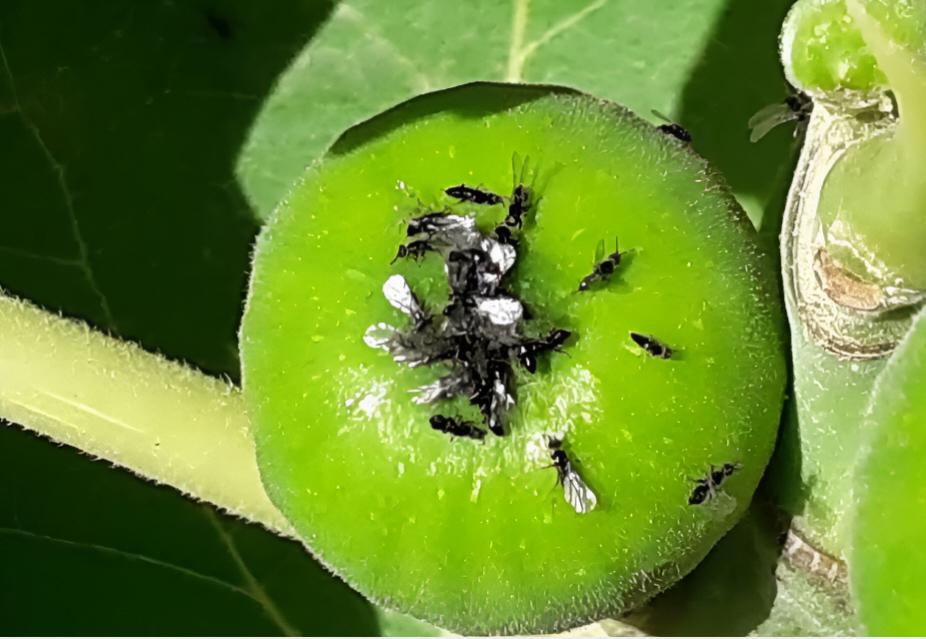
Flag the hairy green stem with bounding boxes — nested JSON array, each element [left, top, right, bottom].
[[0, 291, 292, 537]]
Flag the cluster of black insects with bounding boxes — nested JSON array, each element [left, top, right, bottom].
[[366, 164, 566, 442], [364, 146, 741, 511]]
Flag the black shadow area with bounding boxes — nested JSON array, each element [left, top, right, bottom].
[[0, 1, 380, 635], [0, 0, 335, 375], [675, 0, 799, 252], [623, 495, 789, 636]]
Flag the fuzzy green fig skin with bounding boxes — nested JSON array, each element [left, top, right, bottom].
[[241, 83, 786, 634], [853, 310, 926, 635], [782, 0, 886, 94]]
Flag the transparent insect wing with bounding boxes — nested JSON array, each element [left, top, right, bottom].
[[480, 237, 517, 275], [594, 238, 606, 264], [411, 213, 479, 247], [411, 373, 468, 404], [363, 322, 399, 350], [492, 376, 515, 410], [475, 296, 524, 327], [651, 108, 671, 124], [563, 470, 597, 513], [511, 152, 523, 187], [426, 214, 477, 241], [390, 346, 430, 367], [382, 274, 425, 321], [701, 489, 737, 517], [479, 270, 503, 293], [438, 225, 483, 252], [410, 380, 444, 405], [748, 103, 799, 142], [441, 214, 477, 232]]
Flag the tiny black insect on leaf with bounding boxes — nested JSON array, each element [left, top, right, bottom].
[[504, 184, 532, 228], [445, 184, 504, 206], [688, 482, 711, 506], [391, 239, 434, 264], [370, 178, 573, 441], [652, 110, 692, 143], [629, 331, 673, 359], [578, 238, 624, 291], [658, 122, 692, 143], [688, 462, 741, 505], [494, 225, 517, 246], [516, 329, 572, 373], [546, 437, 597, 514], [748, 91, 813, 142], [430, 415, 486, 441], [652, 109, 691, 143]]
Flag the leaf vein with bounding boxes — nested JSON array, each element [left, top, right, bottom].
[[505, 0, 530, 82], [0, 525, 263, 605], [337, 3, 435, 92], [0, 34, 117, 330], [519, 0, 609, 70], [0, 245, 83, 268], [204, 509, 301, 637]]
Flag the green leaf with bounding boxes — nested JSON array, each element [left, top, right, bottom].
[[852, 309, 926, 635], [0, 0, 376, 633], [237, 0, 798, 235], [0, 425, 377, 635]]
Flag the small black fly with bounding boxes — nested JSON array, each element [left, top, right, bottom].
[[406, 211, 454, 236], [429, 414, 486, 441], [363, 322, 447, 368], [785, 94, 812, 116], [493, 225, 517, 246], [578, 238, 624, 292], [504, 184, 531, 228], [516, 329, 572, 374], [653, 110, 692, 143], [658, 122, 692, 143], [391, 239, 434, 263], [748, 92, 813, 142], [689, 462, 741, 505], [445, 184, 504, 206], [504, 153, 534, 229], [629, 332, 673, 359], [546, 437, 597, 513], [372, 177, 574, 440], [446, 248, 495, 297], [472, 361, 514, 437]]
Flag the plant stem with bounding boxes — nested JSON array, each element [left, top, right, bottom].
[[817, 0, 926, 291], [0, 291, 293, 537], [848, 0, 926, 152]]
